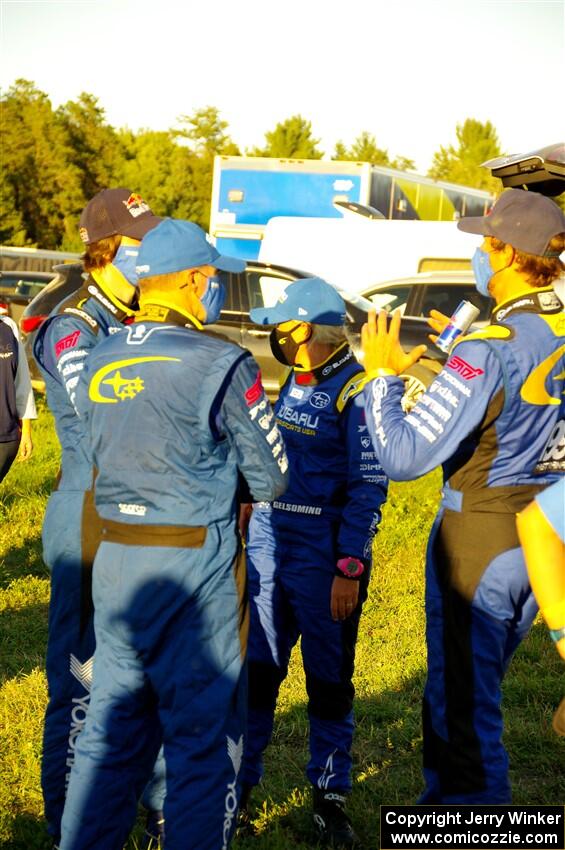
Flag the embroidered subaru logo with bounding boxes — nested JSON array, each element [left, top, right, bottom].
[[310, 391, 331, 409]]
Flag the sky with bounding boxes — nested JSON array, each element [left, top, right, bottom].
[[1, 0, 564, 174]]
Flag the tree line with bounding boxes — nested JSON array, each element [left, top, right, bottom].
[[1, 79, 503, 251]]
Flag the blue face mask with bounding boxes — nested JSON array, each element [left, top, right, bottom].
[[471, 247, 495, 297], [200, 275, 226, 324], [113, 244, 140, 286]]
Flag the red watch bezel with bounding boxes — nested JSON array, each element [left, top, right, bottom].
[[336, 557, 364, 579]]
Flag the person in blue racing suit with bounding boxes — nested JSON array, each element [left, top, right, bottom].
[[241, 277, 389, 848], [33, 188, 163, 846], [58, 218, 289, 850], [361, 189, 565, 804]]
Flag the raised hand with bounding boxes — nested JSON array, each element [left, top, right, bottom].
[[361, 309, 427, 376]]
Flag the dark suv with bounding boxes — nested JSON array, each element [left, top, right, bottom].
[[361, 270, 493, 322], [20, 263, 86, 387], [221, 263, 444, 398], [21, 261, 440, 400], [0, 269, 53, 326]]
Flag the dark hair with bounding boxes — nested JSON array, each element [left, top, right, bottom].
[[83, 234, 122, 273], [491, 233, 565, 288]]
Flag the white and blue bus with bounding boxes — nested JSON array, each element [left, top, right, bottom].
[[210, 155, 493, 260]]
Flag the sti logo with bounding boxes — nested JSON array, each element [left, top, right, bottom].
[[245, 371, 264, 406], [55, 330, 81, 357], [446, 355, 484, 380]]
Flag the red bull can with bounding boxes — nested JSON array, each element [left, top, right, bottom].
[[435, 300, 481, 354]]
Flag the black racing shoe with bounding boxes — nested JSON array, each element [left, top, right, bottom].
[[237, 783, 256, 837], [142, 809, 165, 849], [312, 789, 360, 848]]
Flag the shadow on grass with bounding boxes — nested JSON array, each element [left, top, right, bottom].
[[234, 625, 564, 849], [3, 811, 150, 850], [0, 469, 57, 513], [0, 537, 50, 588], [1, 626, 563, 850], [233, 681, 425, 850], [1, 812, 53, 850], [0, 601, 48, 685], [0, 677, 424, 850]]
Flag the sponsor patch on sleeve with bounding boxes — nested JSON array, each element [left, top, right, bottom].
[[245, 370, 264, 406], [535, 418, 565, 473], [55, 330, 81, 358], [446, 354, 484, 380]]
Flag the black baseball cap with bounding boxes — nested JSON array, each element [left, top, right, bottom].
[[79, 188, 161, 244]]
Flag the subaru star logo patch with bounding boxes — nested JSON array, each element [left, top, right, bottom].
[[310, 391, 331, 409]]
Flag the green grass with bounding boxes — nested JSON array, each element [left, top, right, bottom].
[[0, 398, 563, 849]]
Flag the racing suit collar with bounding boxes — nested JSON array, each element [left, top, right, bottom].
[[86, 273, 136, 321], [293, 342, 354, 385], [135, 299, 204, 330], [491, 286, 563, 324]]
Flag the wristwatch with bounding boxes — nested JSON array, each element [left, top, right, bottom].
[[336, 556, 365, 579]]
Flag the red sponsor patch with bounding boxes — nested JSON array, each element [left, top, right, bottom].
[[446, 354, 484, 380], [55, 330, 81, 357], [295, 371, 314, 385], [245, 370, 264, 406]]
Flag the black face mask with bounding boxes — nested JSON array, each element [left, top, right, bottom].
[[269, 323, 310, 366]]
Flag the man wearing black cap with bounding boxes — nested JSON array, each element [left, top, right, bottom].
[[361, 188, 565, 804], [33, 188, 163, 846], [58, 219, 288, 850], [240, 277, 388, 847]]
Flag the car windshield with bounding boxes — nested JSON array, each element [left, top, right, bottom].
[[0, 277, 19, 293], [253, 275, 289, 308], [334, 286, 373, 313], [364, 287, 410, 314], [14, 280, 48, 298]]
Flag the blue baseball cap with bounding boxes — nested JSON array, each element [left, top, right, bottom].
[[250, 277, 347, 326], [136, 218, 245, 279]]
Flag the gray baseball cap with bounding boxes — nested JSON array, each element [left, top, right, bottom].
[[457, 189, 565, 256]]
